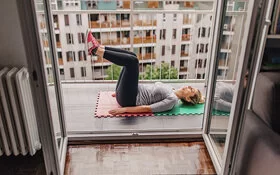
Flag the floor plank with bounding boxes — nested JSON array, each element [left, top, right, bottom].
[[64, 141, 216, 175]]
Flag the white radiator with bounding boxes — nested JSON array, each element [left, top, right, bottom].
[[0, 67, 41, 156]]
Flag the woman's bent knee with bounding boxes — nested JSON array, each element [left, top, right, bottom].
[[129, 55, 139, 65]]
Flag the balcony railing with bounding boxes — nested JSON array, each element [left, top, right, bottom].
[[183, 18, 192, 25], [134, 36, 156, 44], [43, 40, 48, 47], [101, 38, 130, 45], [58, 58, 63, 65], [56, 41, 61, 48], [181, 52, 189, 57], [137, 53, 156, 60], [180, 67, 188, 72], [134, 20, 157, 26], [182, 34, 191, 41], [89, 20, 130, 28], [40, 22, 46, 29]]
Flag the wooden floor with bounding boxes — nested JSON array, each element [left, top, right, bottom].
[[64, 141, 216, 175]]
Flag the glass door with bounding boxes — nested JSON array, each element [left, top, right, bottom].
[[33, 0, 68, 174], [202, 0, 262, 174]]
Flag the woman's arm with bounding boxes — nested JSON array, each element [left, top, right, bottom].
[[109, 105, 152, 115], [213, 98, 232, 112]]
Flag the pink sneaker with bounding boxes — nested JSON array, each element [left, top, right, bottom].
[[86, 30, 99, 56]]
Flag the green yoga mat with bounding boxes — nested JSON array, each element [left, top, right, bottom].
[[154, 102, 230, 116]]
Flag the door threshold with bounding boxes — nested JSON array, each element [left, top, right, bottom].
[[68, 131, 203, 144]]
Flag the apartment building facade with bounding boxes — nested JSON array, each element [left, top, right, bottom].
[[36, 0, 246, 82]]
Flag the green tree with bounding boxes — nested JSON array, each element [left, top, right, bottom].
[[106, 63, 178, 80], [143, 63, 178, 80], [105, 64, 121, 80]]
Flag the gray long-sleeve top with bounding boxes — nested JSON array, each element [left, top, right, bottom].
[[213, 82, 235, 112], [136, 82, 178, 112]]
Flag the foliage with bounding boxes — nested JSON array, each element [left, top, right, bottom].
[[106, 63, 178, 80], [105, 64, 121, 80], [142, 63, 178, 80]]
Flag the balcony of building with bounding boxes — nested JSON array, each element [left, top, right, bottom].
[[89, 19, 130, 29], [58, 58, 63, 65], [53, 82, 214, 133], [56, 41, 61, 48], [101, 38, 130, 45], [134, 20, 157, 27], [180, 51, 189, 57], [134, 36, 157, 44], [182, 34, 191, 41], [137, 53, 156, 60], [37, 0, 247, 136]]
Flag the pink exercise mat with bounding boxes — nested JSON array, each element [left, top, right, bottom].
[[95, 91, 154, 118]]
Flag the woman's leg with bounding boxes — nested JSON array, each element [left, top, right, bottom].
[[104, 46, 137, 90], [96, 47, 139, 107], [105, 46, 137, 57]]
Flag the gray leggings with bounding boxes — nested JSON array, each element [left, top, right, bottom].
[[103, 47, 139, 107]]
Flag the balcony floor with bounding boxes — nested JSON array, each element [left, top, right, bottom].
[[49, 82, 229, 135]]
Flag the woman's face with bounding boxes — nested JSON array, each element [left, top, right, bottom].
[[181, 86, 198, 101]]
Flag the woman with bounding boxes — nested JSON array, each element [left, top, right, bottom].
[[213, 82, 234, 113], [87, 31, 204, 115]]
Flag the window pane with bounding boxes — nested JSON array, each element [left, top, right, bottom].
[[64, 15, 69, 26]]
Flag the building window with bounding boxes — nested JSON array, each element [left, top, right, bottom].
[[88, 1, 97, 8], [171, 61, 175, 67], [195, 59, 204, 68], [64, 15, 69, 26], [76, 14, 82, 25], [180, 60, 184, 67], [181, 44, 186, 51], [78, 51, 86, 61], [60, 69, 64, 75], [197, 14, 202, 23], [196, 44, 199, 54], [78, 33, 85, 43], [160, 29, 166, 40], [172, 45, 176, 55], [197, 73, 202, 79], [199, 44, 204, 53], [204, 59, 207, 68], [208, 27, 211, 37], [70, 68, 75, 78], [66, 51, 75, 62], [57, 52, 62, 59], [172, 29, 176, 39], [166, 1, 172, 5], [173, 14, 177, 21], [81, 67, 86, 77], [146, 47, 153, 53], [205, 44, 208, 53], [162, 45, 165, 56], [202, 27, 206, 37], [198, 59, 203, 68], [198, 28, 201, 37], [66, 33, 74, 44]]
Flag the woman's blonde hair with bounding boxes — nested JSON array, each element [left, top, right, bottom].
[[181, 89, 205, 105]]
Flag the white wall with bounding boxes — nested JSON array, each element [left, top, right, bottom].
[[0, 0, 28, 67]]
